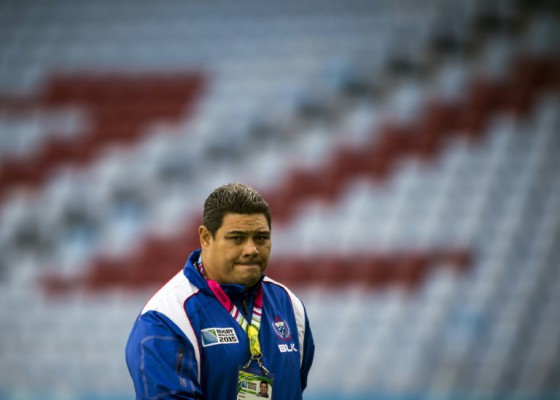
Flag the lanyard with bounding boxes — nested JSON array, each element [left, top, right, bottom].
[[196, 258, 264, 360]]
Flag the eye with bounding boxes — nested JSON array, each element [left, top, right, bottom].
[[254, 235, 270, 245]]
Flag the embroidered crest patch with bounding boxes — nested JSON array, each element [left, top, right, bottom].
[[272, 317, 292, 340]]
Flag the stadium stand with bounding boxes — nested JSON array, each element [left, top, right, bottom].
[[0, 0, 559, 399]]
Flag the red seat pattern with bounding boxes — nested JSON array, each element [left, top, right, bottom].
[[40, 54, 558, 294], [0, 72, 206, 199], [266, 248, 471, 290], [42, 247, 471, 294], [266, 54, 560, 223]]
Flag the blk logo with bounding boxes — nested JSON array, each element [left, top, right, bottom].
[[278, 343, 298, 353]]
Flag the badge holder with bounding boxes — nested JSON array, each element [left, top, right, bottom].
[[237, 355, 274, 399]]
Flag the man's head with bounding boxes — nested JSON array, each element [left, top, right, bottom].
[[198, 183, 272, 287], [259, 381, 269, 395]]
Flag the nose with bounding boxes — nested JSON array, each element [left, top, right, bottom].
[[242, 239, 259, 257]]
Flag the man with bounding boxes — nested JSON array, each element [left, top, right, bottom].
[[126, 182, 315, 399], [258, 381, 270, 398]]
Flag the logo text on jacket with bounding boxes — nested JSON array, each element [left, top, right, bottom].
[[201, 327, 239, 347]]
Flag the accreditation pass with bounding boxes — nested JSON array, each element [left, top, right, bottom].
[[237, 368, 273, 399]]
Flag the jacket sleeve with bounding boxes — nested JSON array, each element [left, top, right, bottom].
[[125, 310, 202, 399], [300, 308, 315, 391]]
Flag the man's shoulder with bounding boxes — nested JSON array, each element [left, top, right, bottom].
[[137, 269, 206, 342], [142, 269, 200, 316], [262, 275, 298, 295], [262, 276, 305, 309]]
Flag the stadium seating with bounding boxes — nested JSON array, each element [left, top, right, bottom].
[[0, 0, 558, 399]]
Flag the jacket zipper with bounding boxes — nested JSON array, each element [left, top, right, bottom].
[[242, 297, 249, 317], [175, 348, 187, 387]]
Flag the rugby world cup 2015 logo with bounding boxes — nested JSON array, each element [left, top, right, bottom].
[[201, 327, 239, 347], [272, 316, 292, 340]]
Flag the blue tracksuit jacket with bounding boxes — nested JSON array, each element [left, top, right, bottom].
[[125, 249, 315, 399]]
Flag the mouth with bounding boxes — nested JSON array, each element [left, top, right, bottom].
[[235, 262, 260, 267], [233, 263, 263, 286], [234, 262, 261, 270]]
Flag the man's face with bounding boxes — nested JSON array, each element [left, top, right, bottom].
[[199, 213, 271, 287], [260, 382, 268, 394]]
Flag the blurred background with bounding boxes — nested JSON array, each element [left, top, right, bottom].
[[0, 0, 559, 399]]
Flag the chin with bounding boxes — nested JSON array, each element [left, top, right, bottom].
[[234, 265, 263, 286], [241, 275, 261, 287], [240, 272, 262, 287]]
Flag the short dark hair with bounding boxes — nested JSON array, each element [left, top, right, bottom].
[[202, 182, 271, 237]]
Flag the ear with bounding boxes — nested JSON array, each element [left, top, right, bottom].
[[198, 225, 213, 249]]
